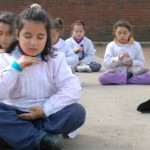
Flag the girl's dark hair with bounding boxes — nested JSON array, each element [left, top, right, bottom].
[[0, 12, 17, 34], [113, 20, 133, 37], [51, 18, 64, 36], [6, 4, 54, 61], [71, 20, 85, 30]]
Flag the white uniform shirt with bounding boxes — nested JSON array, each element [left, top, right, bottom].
[[0, 49, 81, 117], [103, 41, 145, 69], [53, 38, 78, 66], [65, 36, 95, 64]]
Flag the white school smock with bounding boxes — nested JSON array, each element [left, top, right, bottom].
[[65, 36, 95, 64], [103, 41, 145, 69], [0, 49, 81, 117], [52, 38, 78, 66]]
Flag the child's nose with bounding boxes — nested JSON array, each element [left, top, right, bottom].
[[30, 39, 37, 46]]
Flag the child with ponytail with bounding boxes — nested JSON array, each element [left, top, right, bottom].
[[0, 4, 85, 150]]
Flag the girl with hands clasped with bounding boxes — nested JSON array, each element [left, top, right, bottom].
[[65, 20, 101, 72], [0, 4, 85, 150], [99, 20, 150, 85]]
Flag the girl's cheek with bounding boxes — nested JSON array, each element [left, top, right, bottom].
[[22, 40, 31, 47]]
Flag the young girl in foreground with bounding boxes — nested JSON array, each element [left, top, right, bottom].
[[0, 12, 16, 53], [0, 4, 85, 150], [99, 20, 150, 85], [65, 20, 101, 72], [51, 18, 78, 70]]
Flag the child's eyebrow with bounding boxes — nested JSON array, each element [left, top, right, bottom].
[[0, 31, 11, 33], [38, 33, 45, 36], [24, 32, 31, 35], [23, 33, 45, 36]]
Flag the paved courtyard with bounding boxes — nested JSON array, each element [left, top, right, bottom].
[[64, 46, 150, 150]]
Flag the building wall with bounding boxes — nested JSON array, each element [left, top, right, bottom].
[[0, 0, 149, 42]]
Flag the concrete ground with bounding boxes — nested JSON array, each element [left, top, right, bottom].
[[64, 46, 150, 150]]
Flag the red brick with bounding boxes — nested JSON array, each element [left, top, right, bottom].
[[0, 0, 149, 42]]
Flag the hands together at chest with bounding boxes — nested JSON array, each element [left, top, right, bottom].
[[118, 52, 133, 67]]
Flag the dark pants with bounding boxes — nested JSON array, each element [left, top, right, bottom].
[[0, 103, 86, 150]]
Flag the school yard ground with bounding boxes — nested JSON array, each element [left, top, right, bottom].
[[64, 46, 150, 150]]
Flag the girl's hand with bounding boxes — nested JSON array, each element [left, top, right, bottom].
[[122, 59, 133, 67], [74, 47, 84, 53], [77, 60, 82, 65], [118, 52, 129, 60], [18, 106, 45, 120], [17, 55, 41, 69]]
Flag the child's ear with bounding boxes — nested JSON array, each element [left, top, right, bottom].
[[129, 32, 132, 39]]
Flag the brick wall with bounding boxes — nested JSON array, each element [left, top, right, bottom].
[[0, 0, 149, 42]]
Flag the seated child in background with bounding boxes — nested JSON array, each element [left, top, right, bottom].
[[65, 20, 101, 72], [51, 18, 78, 73], [99, 20, 150, 85], [0, 12, 17, 53]]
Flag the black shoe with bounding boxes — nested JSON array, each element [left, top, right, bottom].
[[0, 138, 12, 149], [39, 134, 63, 150], [137, 99, 150, 113], [127, 72, 133, 79]]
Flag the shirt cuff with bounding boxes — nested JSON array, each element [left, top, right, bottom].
[[112, 56, 122, 66], [11, 61, 23, 72], [43, 102, 54, 117]]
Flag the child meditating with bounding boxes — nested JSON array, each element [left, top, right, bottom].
[[0, 12, 17, 53], [99, 20, 150, 85], [65, 20, 101, 72], [0, 4, 86, 150], [51, 18, 78, 72]]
